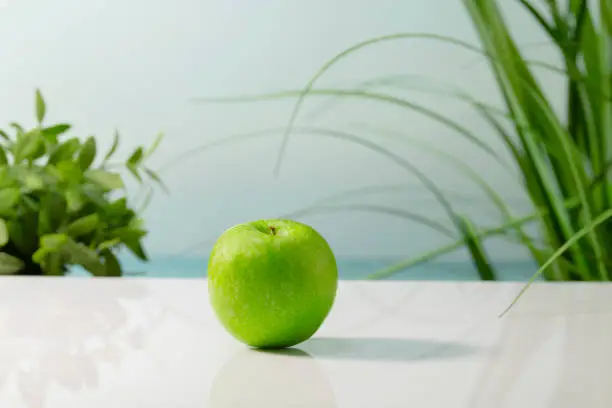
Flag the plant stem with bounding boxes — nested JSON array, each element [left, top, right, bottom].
[[367, 212, 540, 279]]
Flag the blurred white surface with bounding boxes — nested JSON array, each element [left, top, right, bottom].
[[0, 278, 610, 407]]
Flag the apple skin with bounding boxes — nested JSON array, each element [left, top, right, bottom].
[[207, 219, 338, 349]]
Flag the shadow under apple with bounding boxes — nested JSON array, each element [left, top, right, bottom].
[[299, 337, 480, 361]]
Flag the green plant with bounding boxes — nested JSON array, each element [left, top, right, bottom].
[[0, 89, 164, 276], [196, 0, 612, 294]]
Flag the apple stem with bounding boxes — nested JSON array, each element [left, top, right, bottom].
[[269, 226, 277, 235]]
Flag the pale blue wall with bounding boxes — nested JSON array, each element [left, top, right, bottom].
[[0, 0, 563, 262]]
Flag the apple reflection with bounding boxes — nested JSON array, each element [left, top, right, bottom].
[[210, 348, 337, 408]]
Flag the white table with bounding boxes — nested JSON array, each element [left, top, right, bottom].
[[0, 278, 610, 407]]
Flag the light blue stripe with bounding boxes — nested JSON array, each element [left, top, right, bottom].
[[68, 258, 539, 281]]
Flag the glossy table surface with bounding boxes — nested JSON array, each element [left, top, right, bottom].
[[0, 278, 610, 407]]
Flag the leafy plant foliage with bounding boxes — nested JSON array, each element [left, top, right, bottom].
[[196, 0, 612, 295], [0, 90, 164, 276]]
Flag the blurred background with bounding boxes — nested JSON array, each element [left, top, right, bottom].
[[0, 0, 570, 279]]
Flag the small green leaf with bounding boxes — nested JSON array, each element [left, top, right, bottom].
[[127, 164, 142, 182], [41, 233, 69, 251], [97, 238, 121, 251], [66, 214, 99, 237], [10, 123, 24, 136], [0, 169, 12, 190], [44, 165, 63, 181], [0, 219, 8, 247], [35, 247, 65, 274], [56, 161, 82, 183], [41, 124, 70, 146], [129, 218, 146, 230], [85, 170, 124, 190], [62, 238, 105, 275], [0, 146, 8, 166], [43, 124, 71, 139], [0, 188, 20, 215], [41, 252, 64, 276], [9, 216, 37, 255], [38, 207, 52, 236], [0, 253, 23, 275], [0, 130, 9, 141], [14, 130, 44, 163], [32, 247, 48, 264], [144, 168, 168, 193], [34, 144, 46, 160], [126, 239, 148, 261], [112, 227, 148, 261], [104, 131, 120, 163], [65, 188, 84, 212], [127, 147, 143, 166], [80, 184, 108, 207], [35, 89, 46, 124], [38, 193, 66, 235], [78, 136, 97, 171], [102, 250, 122, 277], [23, 171, 45, 191], [22, 196, 38, 211], [109, 197, 128, 212], [144, 132, 163, 159], [48, 138, 81, 164]]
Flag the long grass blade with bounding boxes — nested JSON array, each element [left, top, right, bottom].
[[517, 0, 557, 38], [597, 0, 612, 205], [523, 75, 608, 279], [355, 121, 551, 265], [286, 182, 534, 217], [332, 75, 563, 270], [352, 123, 517, 217], [159, 124, 466, 231], [282, 203, 457, 238], [292, 127, 468, 230], [367, 211, 541, 279], [499, 208, 612, 317], [458, 216, 497, 280], [465, 0, 594, 279], [270, 33, 489, 175], [268, 26, 584, 175], [302, 74, 509, 121], [367, 173, 609, 280], [195, 88, 510, 169]]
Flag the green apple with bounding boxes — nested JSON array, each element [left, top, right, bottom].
[[207, 219, 338, 349]]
